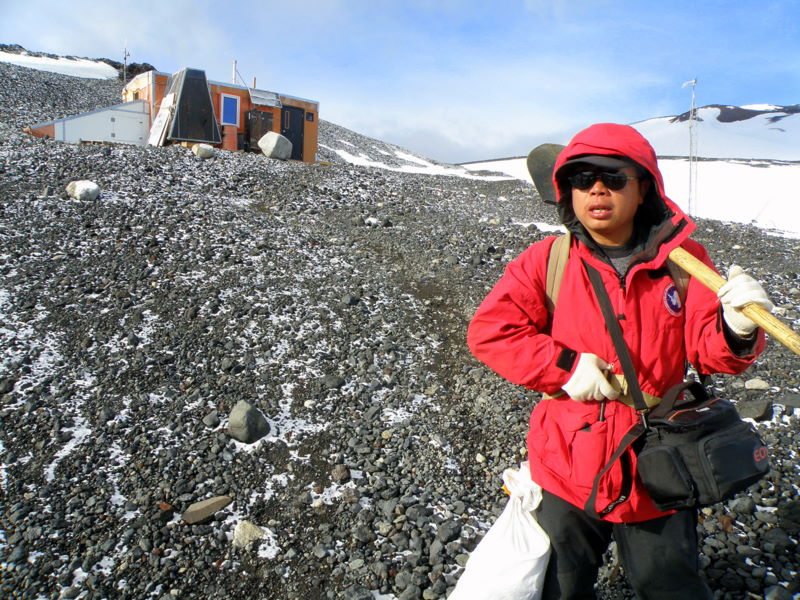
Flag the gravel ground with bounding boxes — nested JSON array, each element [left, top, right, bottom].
[[0, 60, 799, 600]]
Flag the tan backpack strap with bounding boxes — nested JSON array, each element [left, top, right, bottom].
[[666, 257, 690, 304], [544, 232, 687, 310], [545, 232, 571, 314]]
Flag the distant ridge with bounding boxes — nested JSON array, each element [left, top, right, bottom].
[[668, 103, 799, 124], [457, 155, 526, 166], [0, 43, 155, 79], [632, 103, 799, 160]]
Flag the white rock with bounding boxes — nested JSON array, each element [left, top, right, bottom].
[[745, 378, 770, 391], [233, 520, 264, 548], [66, 180, 100, 201], [257, 131, 293, 160], [191, 143, 215, 159], [476, 453, 486, 464]]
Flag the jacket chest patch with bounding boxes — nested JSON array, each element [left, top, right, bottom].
[[663, 282, 682, 316]]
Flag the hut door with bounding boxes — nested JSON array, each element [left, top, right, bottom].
[[247, 110, 274, 151], [280, 106, 305, 160]]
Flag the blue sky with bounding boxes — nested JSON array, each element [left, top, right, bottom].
[[1, 0, 798, 163]]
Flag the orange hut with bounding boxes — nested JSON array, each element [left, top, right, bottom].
[[26, 67, 319, 163]]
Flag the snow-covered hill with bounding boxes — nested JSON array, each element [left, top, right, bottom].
[[460, 104, 800, 238], [0, 49, 118, 79], [633, 104, 800, 161]]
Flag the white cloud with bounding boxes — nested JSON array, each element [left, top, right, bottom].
[[319, 50, 674, 161]]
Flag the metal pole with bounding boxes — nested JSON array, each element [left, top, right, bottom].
[[691, 77, 700, 215], [689, 79, 698, 216], [123, 45, 130, 84], [682, 78, 698, 216]]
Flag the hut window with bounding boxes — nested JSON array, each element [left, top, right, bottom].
[[220, 94, 240, 127]]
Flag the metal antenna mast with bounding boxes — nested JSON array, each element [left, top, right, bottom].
[[123, 44, 130, 84], [683, 78, 698, 215]]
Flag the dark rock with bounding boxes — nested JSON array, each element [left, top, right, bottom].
[[227, 400, 269, 443], [202, 410, 220, 428], [341, 585, 373, 600], [777, 501, 800, 533], [781, 393, 800, 409], [322, 374, 346, 389], [7, 544, 27, 563], [436, 520, 462, 543], [343, 293, 360, 306], [737, 398, 773, 421], [352, 525, 376, 544], [331, 464, 351, 483], [764, 585, 794, 600], [762, 527, 792, 549]]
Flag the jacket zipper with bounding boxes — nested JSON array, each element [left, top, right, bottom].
[[617, 274, 626, 318], [612, 274, 626, 377]]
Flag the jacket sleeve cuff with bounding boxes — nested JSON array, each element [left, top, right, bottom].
[[556, 347, 578, 372], [720, 311, 759, 357]]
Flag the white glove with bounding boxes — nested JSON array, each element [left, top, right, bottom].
[[562, 353, 620, 402], [717, 265, 774, 337]]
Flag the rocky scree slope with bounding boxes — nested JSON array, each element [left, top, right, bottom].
[[1, 61, 800, 600]]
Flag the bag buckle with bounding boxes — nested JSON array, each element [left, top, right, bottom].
[[638, 409, 651, 430]]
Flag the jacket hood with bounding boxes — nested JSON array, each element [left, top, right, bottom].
[[552, 123, 695, 264]]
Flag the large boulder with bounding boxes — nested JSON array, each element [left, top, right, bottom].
[[66, 180, 100, 201], [233, 520, 264, 548], [191, 143, 215, 159], [228, 400, 270, 443], [257, 131, 292, 160]]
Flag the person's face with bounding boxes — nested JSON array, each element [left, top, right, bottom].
[[570, 166, 650, 246]]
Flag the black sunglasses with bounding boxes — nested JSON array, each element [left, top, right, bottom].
[[568, 171, 637, 191]]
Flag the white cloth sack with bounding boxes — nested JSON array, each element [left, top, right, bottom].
[[448, 462, 551, 600]]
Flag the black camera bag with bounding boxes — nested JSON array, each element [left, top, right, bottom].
[[636, 380, 769, 510], [581, 261, 770, 517]]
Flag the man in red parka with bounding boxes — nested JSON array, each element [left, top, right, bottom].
[[467, 123, 774, 599]]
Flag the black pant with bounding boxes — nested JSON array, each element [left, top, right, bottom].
[[535, 491, 713, 600]]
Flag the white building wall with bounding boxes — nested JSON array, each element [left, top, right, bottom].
[[58, 100, 150, 145]]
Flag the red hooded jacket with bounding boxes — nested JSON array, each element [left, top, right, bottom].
[[467, 123, 765, 522]]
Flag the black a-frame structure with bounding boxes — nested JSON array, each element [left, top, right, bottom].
[[165, 68, 222, 144]]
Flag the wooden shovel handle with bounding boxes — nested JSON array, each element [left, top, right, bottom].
[[669, 247, 800, 357]]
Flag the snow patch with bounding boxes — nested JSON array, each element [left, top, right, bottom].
[[0, 51, 118, 79]]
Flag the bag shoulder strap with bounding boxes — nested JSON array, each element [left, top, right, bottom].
[[585, 423, 645, 519], [545, 232, 571, 314], [582, 258, 652, 518], [583, 260, 650, 415]]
